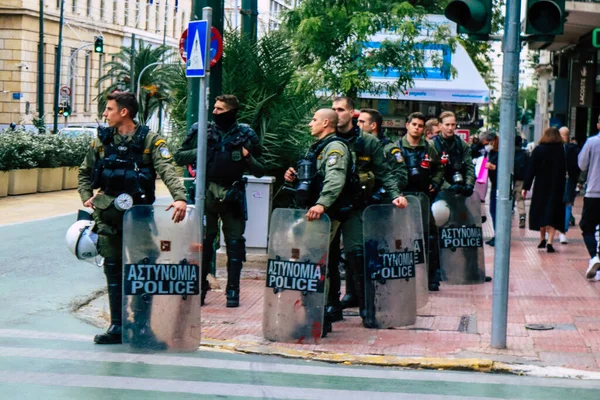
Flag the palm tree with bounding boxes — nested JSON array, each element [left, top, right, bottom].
[[96, 42, 178, 123]]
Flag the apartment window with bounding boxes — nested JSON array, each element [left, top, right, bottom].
[[180, 11, 186, 34], [69, 49, 77, 111], [84, 52, 91, 112], [100, 0, 105, 19], [155, 2, 161, 33], [86, 0, 92, 16], [56, 0, 61, 8], [112, 0, 117, 24], [72, 0, 77, 13], [144, 1, 149, 30], [135, 0, 140, 27]]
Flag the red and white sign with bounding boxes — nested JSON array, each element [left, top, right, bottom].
[[455, 129, 470, 142], [179, 27, 223, 67], [59, 85, 72, 98]]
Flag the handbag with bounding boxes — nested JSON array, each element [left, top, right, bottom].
[[475, 156, 489, 184]]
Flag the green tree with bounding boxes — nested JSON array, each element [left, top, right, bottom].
[[283, 0, 456, 98], [96, 42, 177, 123], [518, 86, 537, 115], [486, 100, 500, 130]]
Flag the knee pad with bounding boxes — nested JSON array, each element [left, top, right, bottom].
[[226, 238, 246, 262]]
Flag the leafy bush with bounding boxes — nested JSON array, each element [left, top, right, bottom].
[[0, 130, 90, 171], [59, 135, 90, 168], [0, 130, 39, 170]]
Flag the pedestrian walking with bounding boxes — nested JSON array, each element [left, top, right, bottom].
[[77, 92, 188, 344], [513, 135, 529, 229], [522, 127, 568, 253], [579, 116, 600, 280], [174, 95, 265, 308], [480, 132, 498, 246], [559, 126, 581, 244]]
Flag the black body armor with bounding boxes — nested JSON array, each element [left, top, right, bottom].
[[401, 142, 431, 193], [205, 125, 254, 186], [91, 126, 156, 204], [432, 135, 466, 185]]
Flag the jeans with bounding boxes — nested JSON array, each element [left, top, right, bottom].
[[564, 204, 572, 233]]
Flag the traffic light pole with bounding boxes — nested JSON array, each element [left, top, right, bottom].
[[491, 0, 522, 349], [52, 0, 65, 135]]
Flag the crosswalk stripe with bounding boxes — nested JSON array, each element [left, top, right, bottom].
[[0, 370, 510, 400], [1, 345, 600, 390]]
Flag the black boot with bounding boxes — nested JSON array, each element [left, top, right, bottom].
[[325, 295, 343, 322], [340, 259, 358, 308], [201, 235, 216, 306], [225, 239, 245, 308], [94, 260, 123, 345], [325, 235, 343, 322], [428, 234, 441, 291]]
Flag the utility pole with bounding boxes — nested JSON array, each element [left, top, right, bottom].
[[491, 0, 522, 349], [158, 0, 169, 133], [52, 0, 65, 135], [241, 0, 258, 42], [38, 0, 44, 126]]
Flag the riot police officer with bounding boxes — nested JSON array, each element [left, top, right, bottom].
[[174, 95, 265, 308], [397, 112, 445, 291], [284, 108, 352, 335], [432, 111, 475, 195], [78, 92, 188, 345], [330, 97, 408, 327]]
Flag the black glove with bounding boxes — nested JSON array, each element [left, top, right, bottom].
[[449, 184, 463, 194], [462, 184, 474, 197]]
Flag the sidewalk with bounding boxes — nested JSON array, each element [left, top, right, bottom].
[[4, 187, 600, 375]]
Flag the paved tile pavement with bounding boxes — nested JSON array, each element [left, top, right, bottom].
[[202, 195, 600, 372]]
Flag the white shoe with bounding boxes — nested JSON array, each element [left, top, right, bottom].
[[595, 271, 600, 282], [545, 232, 548, 240], [586, 256, 600, 280], [559, 233, 568, 244]]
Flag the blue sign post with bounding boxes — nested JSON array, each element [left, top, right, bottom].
[[186, 20, 208, 78]]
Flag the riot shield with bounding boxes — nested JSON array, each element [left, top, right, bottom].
[[405, 192, 430, 309], [122, 205, 202, 352], [363, 202, 422, 328], [433, 191, 485, 285], [263, 208, 330, 343]]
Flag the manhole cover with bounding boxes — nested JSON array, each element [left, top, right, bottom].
[[525, 324, 554, 331]]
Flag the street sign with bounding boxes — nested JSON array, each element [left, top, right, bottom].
[[455, 129, 470, 142], [59, 85, 71, 98], [180, 27, 223, 67], [186, 20, 208, 78]]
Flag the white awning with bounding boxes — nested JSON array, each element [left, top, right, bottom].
[[360, 19, 490, 104]]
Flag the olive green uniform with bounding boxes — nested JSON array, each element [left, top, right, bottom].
[[382, 140, 409, 193], [78, 125, 187, 260], [77, 124, 187, 344], [431, 134, 476, 191], [174, 121, 265, 305], [397, 135, 445, 289]]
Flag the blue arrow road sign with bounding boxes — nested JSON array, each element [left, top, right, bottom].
[[186, 20, 208, 78]]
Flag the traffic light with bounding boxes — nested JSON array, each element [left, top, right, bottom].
[[593, 28, 600, 49], [524, 0, 566, 36], [59, 103, 72, 118], [94, 36, 104, 53], [444, 0, 492, 37]]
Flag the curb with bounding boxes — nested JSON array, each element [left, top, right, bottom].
[[199, 338, 497, 372]]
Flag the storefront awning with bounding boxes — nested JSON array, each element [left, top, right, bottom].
[[360, 30, 490, 104]]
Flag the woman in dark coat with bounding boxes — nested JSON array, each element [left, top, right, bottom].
[[522, 127, 567, 252]]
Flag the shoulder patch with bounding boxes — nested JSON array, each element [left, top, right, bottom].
[[143, 149, 151, 154], [326, 149, 344, 157], [154, 139, 167, 147], [391, 148, 404, 163], [357, 156, 370, 162], [327, 154, 339, 166], [159, 146, 172, 159]]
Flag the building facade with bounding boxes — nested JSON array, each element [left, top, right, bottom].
[[531, 0, 600, 143], [0, 0, 191, 130]]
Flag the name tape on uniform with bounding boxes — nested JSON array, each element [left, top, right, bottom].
[[266, 259, 325, 293], [440, 227, 483, 249], [369, 251, 416, 280], [124, 263, 200, 295]]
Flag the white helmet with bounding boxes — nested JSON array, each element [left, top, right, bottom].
[[65, 220, 103, 266], [431, 200, 451, 227]]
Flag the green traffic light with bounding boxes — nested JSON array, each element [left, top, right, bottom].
[[593, 28, 600, 49], [94, 36, 104, 53]]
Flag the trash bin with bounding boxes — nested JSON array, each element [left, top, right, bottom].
[[220, 175, 276, 253]]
